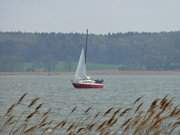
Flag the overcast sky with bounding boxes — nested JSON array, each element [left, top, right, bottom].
[[0, 0, 179, 34]]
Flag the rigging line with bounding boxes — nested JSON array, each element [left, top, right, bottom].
[[85, 29, 88, 64]]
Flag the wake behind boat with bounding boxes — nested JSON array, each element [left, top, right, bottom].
[[72, 30, 104, 89]]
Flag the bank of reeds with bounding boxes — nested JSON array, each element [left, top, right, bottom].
[[0, 93, 179, 135]]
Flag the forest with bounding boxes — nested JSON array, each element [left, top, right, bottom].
[[0, 31, 180, 71]]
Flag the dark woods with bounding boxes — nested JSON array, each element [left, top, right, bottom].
[[0, 31, 180, 71]]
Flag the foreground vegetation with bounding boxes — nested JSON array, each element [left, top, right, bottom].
[[0, 94, 180, 135]]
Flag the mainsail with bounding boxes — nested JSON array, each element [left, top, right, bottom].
[[74, 48, 87, 81]]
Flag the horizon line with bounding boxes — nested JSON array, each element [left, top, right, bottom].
[[0, 30, 180, 35]]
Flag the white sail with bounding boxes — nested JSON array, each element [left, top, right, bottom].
[[74, 48, 87, 81]]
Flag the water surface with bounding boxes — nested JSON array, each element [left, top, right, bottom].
[[0, 74, 180, 115]]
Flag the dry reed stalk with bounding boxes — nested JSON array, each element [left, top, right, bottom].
[[25, 110, 38, 121], [53, 122, 64, 130], [71, 106, 77, 113], [122, 123, 130, 133], [23, 125, 37, 134], [38, 116, 49, 128], [42, 108, 51, 117], [17, 93, 28, 105], [110, 129, 121, 135], [149, 99, 160, 109], [170, 105, 179, 117], [177, 117, 180, 120], [87, 122, 97, 130], [28, 97, 40, 108], [7, 119, 16, 126], [94, 112, 101, 119], [84, 106, 93, 114], [35, 103, 43, 111], [111, 110, 118, 119], [10, 123, 27, 135], [66, 123, 75, 132], [106, 113, 117, 127], [160, 94, 169, 105], [76, 127, 87, 133], [1, 115, 14, 130], [134, 96, 144, 104], [172, 120, 180, 128], [96, 120, 107, 131], [132, 117, 150, 134], [152, 129, 164, 135], [119, 108, 132, 117], [169, 127, 179, 135], [145, 106, 157, 120], [39, 115, 48, 125], [38, 120, 54, 133], [152, 116, 168, 128], [154, 110, 165, 120], [103, 107, 114, 116], [135, 119, 151, 134], [135, 110, 144, 118], [166, 97, 174, 107], [161, 101, 172, 112], [145, 115, 168, 134], [139, 119, 147, 128], [46, 120, 54, 126], [98, 125, 109, 134], [38, 122, 48, 128], [131, 116, 142, 127], [4, 104, 16, 116], [143, 113, 154, 126], [174, 110, 180, 116], [58, 120, 66, 128], [121, 118, 132, 128], [113, 108, 121, 115], [67, 131, 75, 135], [145, 108, 156, 119], [100, 130, 110, 135], [135, 103, 143, 113], [108, 117, 118, 127], [38, 120, 53, 129]]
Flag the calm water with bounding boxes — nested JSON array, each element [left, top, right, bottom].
[[0, 74, 180, 115]]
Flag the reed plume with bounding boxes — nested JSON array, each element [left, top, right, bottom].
[[24, 125, 37, 134], [4, 104, 16, 116], [28, 97, 40, 108], [133, 96, 144, 104], [135, 103, 143, 113], [17, 93, 28, 105], [1, 94, 179, 135], [84, 106, 93, 114], [119, 108, 132, 117], [103, 107, 114, 116]]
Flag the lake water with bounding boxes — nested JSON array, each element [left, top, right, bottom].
[[0, 74, 180, 116]]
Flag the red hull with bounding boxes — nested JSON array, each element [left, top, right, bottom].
[[72, 83, 104, 89]]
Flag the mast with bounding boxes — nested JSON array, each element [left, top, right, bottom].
[[85, 29, 88, 64]]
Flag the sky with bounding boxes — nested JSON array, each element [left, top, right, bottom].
[[0, 0, 180, 34]]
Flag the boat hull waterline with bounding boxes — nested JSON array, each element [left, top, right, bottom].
[[72, 82, 104, 88]]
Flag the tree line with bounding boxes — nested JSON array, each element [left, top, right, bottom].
[[0, 31, 180, 71]]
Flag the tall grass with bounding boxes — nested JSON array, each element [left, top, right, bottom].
[[0, 94, 179, 135]]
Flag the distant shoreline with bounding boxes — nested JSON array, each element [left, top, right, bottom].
[[1, 70, 180, 76]]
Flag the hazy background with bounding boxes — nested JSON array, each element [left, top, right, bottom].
[[0, 0, 180, 33], [0, 0, 180, 72]]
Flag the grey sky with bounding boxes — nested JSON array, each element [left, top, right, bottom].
[[0, 0, 179, 33]]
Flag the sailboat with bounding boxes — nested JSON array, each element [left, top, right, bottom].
[[72, 30, 104, 88]]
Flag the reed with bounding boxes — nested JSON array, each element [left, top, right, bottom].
[[0, 93, 179, 135]]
